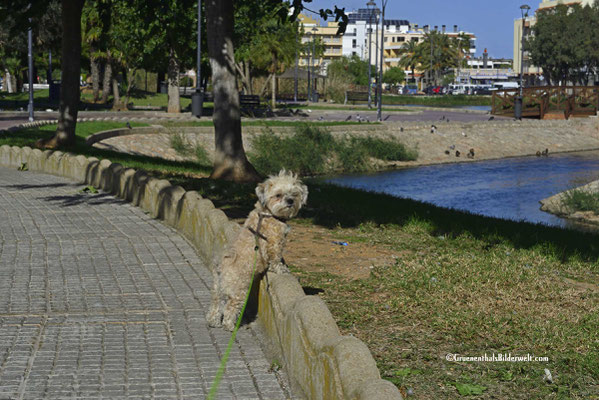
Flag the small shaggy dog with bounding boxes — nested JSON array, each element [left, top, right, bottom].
[[207, 170, 308, 331]]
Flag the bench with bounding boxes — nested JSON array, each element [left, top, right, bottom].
[[193, 92, 262, 115], [277, 93, 308, 102], [344, 91, 369, 105], [239, 94, 262, 116]]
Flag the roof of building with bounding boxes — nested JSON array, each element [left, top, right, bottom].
[[347, 8, 409, 26]]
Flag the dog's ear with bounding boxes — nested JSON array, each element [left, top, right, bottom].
[[256, 181, 268, 205], [299, 183, 308, 206]]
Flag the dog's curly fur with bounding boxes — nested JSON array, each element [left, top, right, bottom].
[[207, 170, 308, 331]]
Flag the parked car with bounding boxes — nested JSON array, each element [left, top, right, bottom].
[[472, 85, 493, 95], [424, 85, 444, 95], [402, 85, 419, 95]]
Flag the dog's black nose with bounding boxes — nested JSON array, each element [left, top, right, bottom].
[[286, 198, 294, 206]]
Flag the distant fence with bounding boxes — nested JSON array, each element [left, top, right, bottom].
[[491, 86, 599, 119]]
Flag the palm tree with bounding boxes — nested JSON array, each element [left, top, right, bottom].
[[397, 39, 421, 85]]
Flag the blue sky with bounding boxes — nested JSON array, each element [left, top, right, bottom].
[[302, 0, 538, 58]]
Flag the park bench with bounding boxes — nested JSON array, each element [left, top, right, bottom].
[[192, 92, 262, 115], [239, 94, 262, 116], [344, 90, 369, 105], [277, 93, 308, 102]]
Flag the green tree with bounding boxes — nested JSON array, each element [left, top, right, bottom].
[[527, 3, 599, 85], [397, 39, 421, 84], [383, 66, 405, 88], [418, 31, 458, 85], [327, 55, 370, 86]]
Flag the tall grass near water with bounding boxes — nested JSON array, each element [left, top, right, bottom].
[[248, 124, 417, 176]]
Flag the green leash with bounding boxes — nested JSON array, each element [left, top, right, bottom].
[[208, 217, 264, 400]]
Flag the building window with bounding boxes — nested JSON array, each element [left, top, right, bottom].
[[352, 51, 357, 56], [352, 39, 357, 48], [398, 36, 405, 42]]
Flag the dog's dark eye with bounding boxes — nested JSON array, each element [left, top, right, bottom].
[[276, 194, 283, 199]]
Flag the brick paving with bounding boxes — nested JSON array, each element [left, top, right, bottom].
[[0, 167, 291, 399]]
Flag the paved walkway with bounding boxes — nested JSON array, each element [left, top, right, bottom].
[[0, 167, 291, 399]]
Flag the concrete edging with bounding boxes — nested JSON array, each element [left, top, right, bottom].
[[0, 144, 403, 400]]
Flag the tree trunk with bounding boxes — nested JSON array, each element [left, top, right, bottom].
[[205, 0, 260, 182], [101, 57, 112, 103], [4, 70, 14, 93], [167, 48, 180, 113], [245, 61, 253, 94], [90, 52, 100, 102], [234, 61, 253, 95], [36, 0, 85, 149], [124, 67, 137, 110], [271, 53, 277, 108], [111, 67, 121, 109]]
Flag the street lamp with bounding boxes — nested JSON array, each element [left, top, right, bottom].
[[374, 8, 380, 106], [27, 20, 34, 122], [191, 0, 203, 118], [515, 4, 530, 120], [367, 0, 376, 109], [311, 26, 318, 102], [377, 0, 388, 122]]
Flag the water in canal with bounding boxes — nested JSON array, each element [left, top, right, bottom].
[[325, 150, 599, 228]]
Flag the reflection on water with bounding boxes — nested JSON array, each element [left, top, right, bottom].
[[325, 150, 599, 228]]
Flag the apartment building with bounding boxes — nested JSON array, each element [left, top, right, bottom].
[[513, 0, 595, 83], [296, 9, 477, 82], [297, 13, 344, 74], [341, 8, 476, 81]]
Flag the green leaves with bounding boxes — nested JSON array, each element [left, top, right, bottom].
[[453, 382, 487, 396], [79, 185, 98, 194], [528, 4, 599, 85]]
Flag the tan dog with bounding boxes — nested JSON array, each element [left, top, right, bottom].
[[207, 170, 308, 331]]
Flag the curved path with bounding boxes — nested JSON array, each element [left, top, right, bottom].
[[0, 166, 290, 399]]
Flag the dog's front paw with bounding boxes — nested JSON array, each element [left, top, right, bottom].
[[222, 314, 238, 331], [271, 262, 289, 274], [206, 307, 223, 328]]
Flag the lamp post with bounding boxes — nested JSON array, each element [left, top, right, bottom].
[[429, 28, 434, 88], [191, 0, 203, 118], [311, 26, 318, 102], [374, 8, 379, 106], [27, 20, 34, 122], [515, 4, 530, 120], [377, 0, 388, 122], [307, 30, 312, 102], [367, 0, 376, 109], [294, 27, 299, 102]]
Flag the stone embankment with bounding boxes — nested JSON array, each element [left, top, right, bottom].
[[89, 117, 599, 168], [540, 179, 599, 226]]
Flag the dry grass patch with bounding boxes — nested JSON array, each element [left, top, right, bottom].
[[290, 220, 599, 399]]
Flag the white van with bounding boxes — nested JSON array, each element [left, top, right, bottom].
[[449, 84, 478, 95], [490, 82, 519, 91]]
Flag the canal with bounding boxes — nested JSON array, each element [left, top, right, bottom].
[[326, 150, 599, 228]]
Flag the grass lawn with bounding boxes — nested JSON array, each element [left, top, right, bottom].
[[382, 94, 492, 107], [0, 88, 194, 110], [159, 120, 381, 128], [2, 122, 598, 399], [279, 104, 411, 112]]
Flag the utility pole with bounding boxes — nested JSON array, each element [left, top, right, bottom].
[[27, 19, 34, 122], [377, 0, 387, 122]]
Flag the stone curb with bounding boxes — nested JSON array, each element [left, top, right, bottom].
[[0, 144, 403, 400]]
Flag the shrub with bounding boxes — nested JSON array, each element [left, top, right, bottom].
[[562, 189, 599, 214], [249, 125, 335, 176], [169, 131, 192, 156], [249, 124, 417, 176], [194, 143, 211, 166]]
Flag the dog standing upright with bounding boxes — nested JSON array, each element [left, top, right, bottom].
[[207, 170, 308, 331]]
